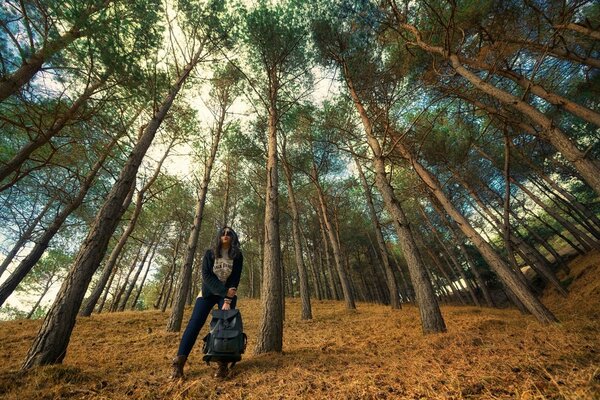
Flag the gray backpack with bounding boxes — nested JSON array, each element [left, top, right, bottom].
[[202, 309, 247, 366]]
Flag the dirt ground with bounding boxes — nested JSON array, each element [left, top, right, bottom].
[[0, 251, 598, 399]]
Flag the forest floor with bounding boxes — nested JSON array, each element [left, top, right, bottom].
[[0, 251, 598, 399]]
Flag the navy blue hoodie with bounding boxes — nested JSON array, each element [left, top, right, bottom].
[[200, 249, 243, 298]]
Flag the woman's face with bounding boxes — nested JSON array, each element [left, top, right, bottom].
[[221, 228, 233, 246]]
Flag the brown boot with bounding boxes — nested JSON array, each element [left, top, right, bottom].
[[213, 361, 228, 379], [170, 355, 187, 379]]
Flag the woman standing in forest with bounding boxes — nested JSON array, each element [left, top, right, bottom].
[[171, 226, 243, 379]]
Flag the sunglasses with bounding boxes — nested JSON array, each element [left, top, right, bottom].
[[221, 230, 233, 237]]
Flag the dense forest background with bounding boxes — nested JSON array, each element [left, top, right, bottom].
[[0, 0, 599, 391]]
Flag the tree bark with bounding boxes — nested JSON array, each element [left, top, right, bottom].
[[353, 153, 401, 309], [80, 136, 174, 316], [342, 66, 446, 332], [281, 141, 312, 319], [21, 49, 201, 369], [255, 71, 284, 353], [311, 160, 356, 310]]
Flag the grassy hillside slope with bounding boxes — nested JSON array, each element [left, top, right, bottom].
[[0, 251, 598, 399]]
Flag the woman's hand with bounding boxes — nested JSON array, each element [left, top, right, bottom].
[[221, 302, 231, 311], [226, 288, 237, 297]]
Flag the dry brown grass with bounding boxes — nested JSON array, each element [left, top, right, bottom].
[[0, 252, 598, 399]]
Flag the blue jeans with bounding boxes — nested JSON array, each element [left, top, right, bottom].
[[177, 295, 237, 357]]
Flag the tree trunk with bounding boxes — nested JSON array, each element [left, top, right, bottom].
[[0, 133, 119, 307], [393, 20, 600, 194], [117, 241, 153, 311], [26, 275, 55, 319], [21, 49, 201, 369], [454, 171, 569, 297], [428, 195, 495, 307], [255, 74, 284, 353], [80, 137, 172, 316], [281, 144, 312, 319], [110, 246, 143, 312], [343, 67, 445, 333], [97, 264, 118, 314], [311, 162, 356, 310], [0, 78, 107, 184], [0, 197, 54, 277], [166, 100, 224, 332], [131, 235, 161, 310], [353, 153, 401, 309], [384, 128, 558, 323]]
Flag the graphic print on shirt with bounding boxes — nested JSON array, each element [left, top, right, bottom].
[[213, 257, 233, 283]]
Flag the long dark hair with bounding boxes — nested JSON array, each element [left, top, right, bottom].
[[211, 226, 241, 259]]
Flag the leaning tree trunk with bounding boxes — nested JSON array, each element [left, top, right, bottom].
[[343, 68, 445, 333], [383, 124, 558, 324], [26, 274, 56, 319], [0, 197, 54, 277], [255, 72, 284, 354], [79, 136, 173, 316], [117, 239, 154, 312], [0, 78, 107, 184], [281, 143, 312, 320], [392, 18, 600, 195], [110, 249, 142, 312], [21, 50, 201, 369], [166, 101, 224, 332], [311, 162, 356, 310], [427, 195, 495, 307], [0, 134, 119, 307], [353, 153, 401, 309]]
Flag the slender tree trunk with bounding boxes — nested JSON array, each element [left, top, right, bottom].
[[0, 198, 54, 277], [26, 276, 55, 319], [353, 153, 401, 309], [428, 195, 495, 307], [0, 78, 107, 184], [391, 252, 413, 303], [166, 102, 224, 332], [314, 204, 338, 300], [343, 68, 445, 332], [97, 265, 118, 314], [80, 137, 172, 316], [222, 157, 231, 226], [303, 230, 322, 301], [110, 247, 143, 312], [531, 179, 600, 240], [383, 126, 558, 323], [281, 144, 312, 319], [392, 19, 600, 194], [0, 134, 119, 307], [454, 171, 569, 297], [310, 163, 356, 310], [130, 236, 162, 310], [21, 49, 201, 369], [117, 241, 153, 311], [514, 180, 597, 250]]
